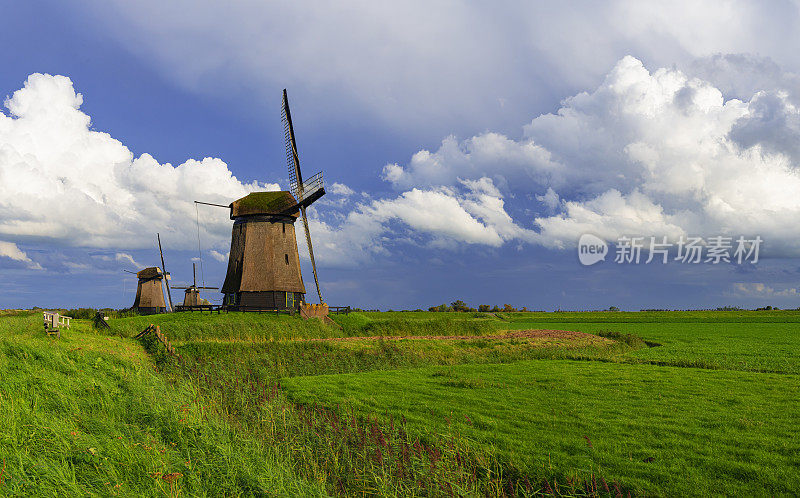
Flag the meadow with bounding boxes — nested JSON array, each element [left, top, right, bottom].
[[1, 309, 797, 496]]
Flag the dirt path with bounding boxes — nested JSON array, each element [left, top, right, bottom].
[[300, 329, 610, 343]]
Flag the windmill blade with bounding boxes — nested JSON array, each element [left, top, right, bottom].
[[283, 89, 323, 303], [197, 286, 219, 290], [122, 269, 137, 274], [171, 286, 191, 290], [300, 205, 323, 303], [282, 89, 303, 200], [157, 233, 174, 312]]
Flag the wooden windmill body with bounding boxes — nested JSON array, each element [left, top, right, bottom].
[[221, 192, 308, 309], [124, 234, 175, 315], [132, 267, 167, 314], [203, 90, 326, 312]]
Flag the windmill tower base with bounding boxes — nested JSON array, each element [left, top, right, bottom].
[[224, 291, 304, 311], [221, 204, 307, 312]]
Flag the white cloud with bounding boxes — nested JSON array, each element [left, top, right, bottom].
[[209, 250, 229, 262], [114, 252, 143, 269], [526, 56, 800, 254], [300, 177, 535, 266], [10, 55, 800, 269], [382, 133, 561, 191], [379, 56, 800, 257], [0, 241, 43, 270], [330, 183, 356, 196], [732, 282, 800, 298], [536, 187, 560, 211], [64, 261, 91, 272], [0, 73, 277, 250]]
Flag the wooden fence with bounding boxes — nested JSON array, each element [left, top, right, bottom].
[[134, 324, 181, 360], [42, 312, 72, 338]]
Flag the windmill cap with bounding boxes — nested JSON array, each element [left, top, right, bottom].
[[137, 267, 163, 279], [230, 191, 299, 218]]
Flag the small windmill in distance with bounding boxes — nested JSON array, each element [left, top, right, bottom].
[[171, 262, 218, 309], [121, 234, 174, 314], [124, 267, 168, 315], [195, 89, 326, 311]]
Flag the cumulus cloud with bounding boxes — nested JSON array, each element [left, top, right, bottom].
[[0, 73, 274, 250], [381, 133, 561, 191], [9, 54, 800, 270], [0, 241, 42, 270], [299, 177, 535, 266], [382, 55, 800, 257]]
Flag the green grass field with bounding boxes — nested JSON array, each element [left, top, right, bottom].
[[0, 314, 323, 496], [2, 309, 798, 496], [284, 360, 799, 495]]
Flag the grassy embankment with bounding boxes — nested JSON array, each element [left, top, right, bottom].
[[0, 313, 323, 496]]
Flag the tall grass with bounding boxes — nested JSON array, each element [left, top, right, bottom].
[[103, 311, 500, 343], [103, 312, 332, 342], [177, 334, 632, 383], [0, 315, 324, 496]]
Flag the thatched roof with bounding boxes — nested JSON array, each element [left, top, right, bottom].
[[230, 191, 299, 218], [136, 267, 163, 280]]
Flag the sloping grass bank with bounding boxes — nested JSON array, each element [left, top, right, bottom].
[[177, 332, 624, 382], [0, 314, 323, 496], [104, 311, 499, 342]]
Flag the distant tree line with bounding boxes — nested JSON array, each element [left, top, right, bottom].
[[427, 301, 530, 313]]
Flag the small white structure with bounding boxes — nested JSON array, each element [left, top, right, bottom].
[[43, 311, 71, 337]]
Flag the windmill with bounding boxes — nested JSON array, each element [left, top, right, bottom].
[[125, 267, 168, 315], [121, 234, 173, 314], [197, 89, 326, 311], [171, 263, 218, 308]]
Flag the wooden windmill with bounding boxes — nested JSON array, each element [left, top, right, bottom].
[[171, 263, 218, 308], [128, 267, 168, 315], [123, 233, 174, 315], [197, 89, 326, 311]]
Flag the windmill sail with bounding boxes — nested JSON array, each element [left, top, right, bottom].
[[282, 89, 324, 304]]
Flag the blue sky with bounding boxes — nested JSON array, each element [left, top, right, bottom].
[[3, 1, 800, 311]]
